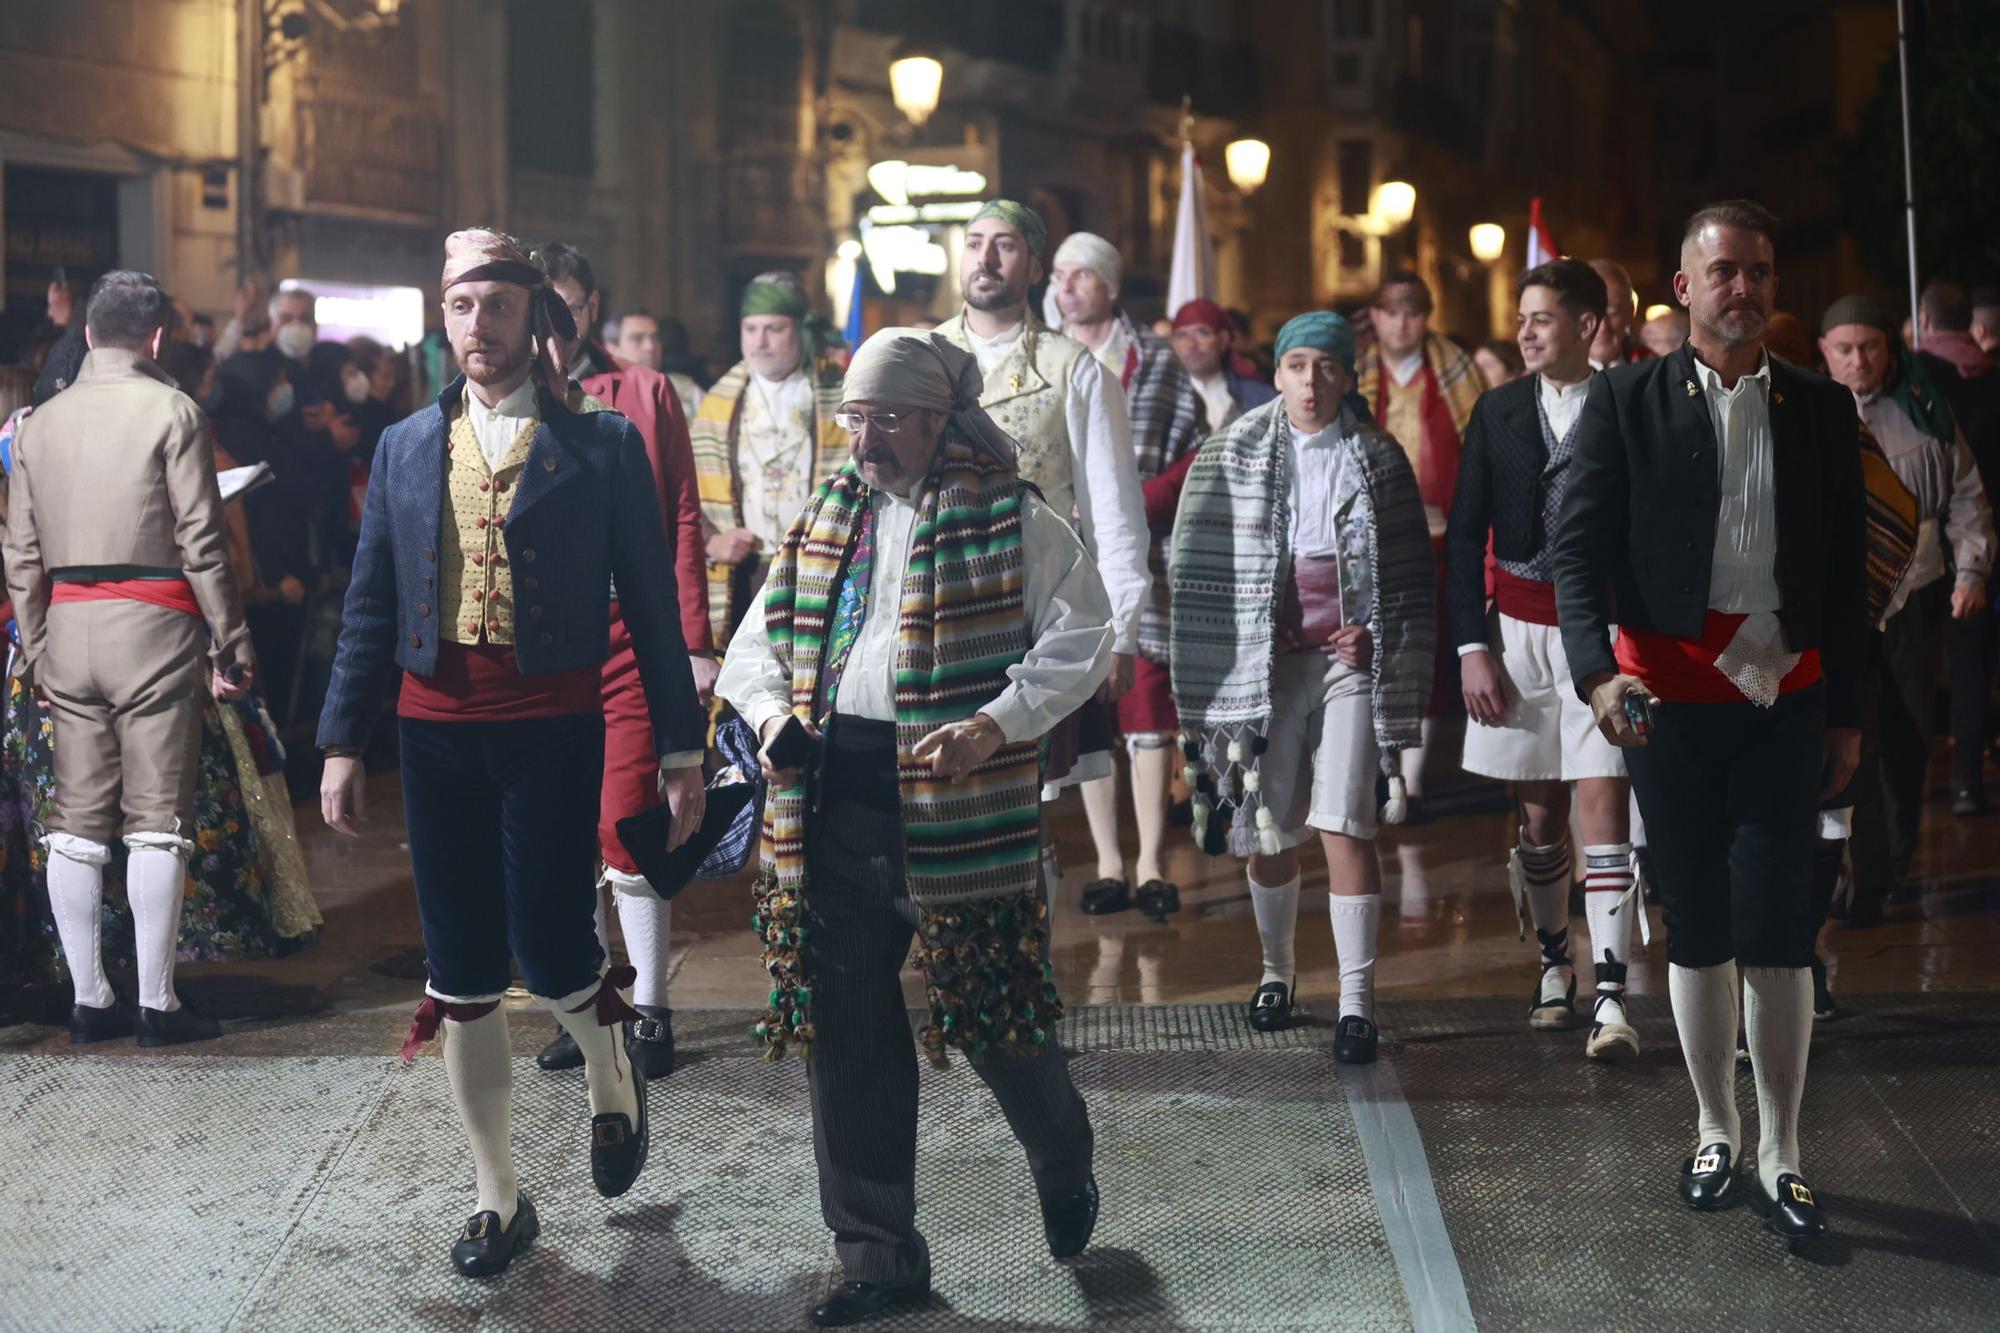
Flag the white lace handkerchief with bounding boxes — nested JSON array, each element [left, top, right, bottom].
[[1713, 611, 1800, 708]]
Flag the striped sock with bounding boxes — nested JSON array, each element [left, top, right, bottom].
[[1518, 837, 1571, 966], [1583, 843, 1636, 988]]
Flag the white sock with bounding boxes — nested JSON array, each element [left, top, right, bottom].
[[612, 878, 673, 1009], [1080, 771, 1125, 881], [1518, 837, 1572, 945], [1582, 843, 1636, 974], [1247, 871, 1300, 985], [545, 981, 639, 1123], [125, 844, 189, 1012], [1669, 962, 1742, 1153], [1330, 892, 1381, 1020], [1743, 966, 1813, 1194], [47, 845, 114, 1009], [442, 1005, 518, 1225]]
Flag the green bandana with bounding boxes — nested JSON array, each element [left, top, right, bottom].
[[970, 199, 1047, 259], [740, 281, 842, 365]]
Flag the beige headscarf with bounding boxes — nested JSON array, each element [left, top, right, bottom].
[[441, 228, 576, 399], [840, 328, 1020, 467]]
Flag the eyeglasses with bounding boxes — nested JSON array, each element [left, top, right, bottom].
[[833, 411, 907, 433]]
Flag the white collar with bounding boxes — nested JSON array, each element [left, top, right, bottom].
[[964, 316, 1026, 350], [1288, 415, 1347, 450], [1538, 371, 1593, 400], [466, 376, 537, 421], [1692, 350, 1771, 396], [1387, 347, 1425, 383], [750, 367, 806, 394]]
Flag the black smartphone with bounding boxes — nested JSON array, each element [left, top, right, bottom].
[[1623, 692, 1654, 736], [766, 714, 816, 771]]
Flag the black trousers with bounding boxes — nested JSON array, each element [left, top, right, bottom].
[[802, 718, 1094, 1285], [400, 714, 607, 1000], [1626, 685, 1825, 969], [1946, 603, 1998, 792], [1873, 582, 1947, 868]]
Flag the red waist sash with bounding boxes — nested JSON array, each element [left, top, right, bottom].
[[51, 578, 200, 616], [1492, 568, 1559, 627], [1616, 610, 1822, 704]]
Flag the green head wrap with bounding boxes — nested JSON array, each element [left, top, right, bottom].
[[1275, 311, 1371, 422], [740, 279, 842, 366], [970, 199, 1048, 259]]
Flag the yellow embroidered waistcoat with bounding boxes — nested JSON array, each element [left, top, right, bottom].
[[936, 313, 1080, 521], [438, 401, 538, 645]]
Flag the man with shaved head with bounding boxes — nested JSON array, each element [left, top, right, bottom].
[[1587, 258, 1651, 368]]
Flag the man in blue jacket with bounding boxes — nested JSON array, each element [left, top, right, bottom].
[[316, 229, 706, 1278]]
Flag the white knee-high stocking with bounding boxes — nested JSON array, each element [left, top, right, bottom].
[[544, 980, 639, 1123], [1743, 966, 1813, 1194], [611, 875, 673, 1009], [125, 841, 190, 1013], [442, 1005, 518, 1226], [46, 840, 114, 1009], [1669, 961, 1742, 1153], [1330, 892, 1381, 1021], [1247, 871, 1300, 986]]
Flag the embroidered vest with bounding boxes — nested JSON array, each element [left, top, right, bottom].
[[438, 401, 536, 645], [937, 313, 1080, 521]]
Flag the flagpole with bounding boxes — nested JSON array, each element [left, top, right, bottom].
[[1896, 0, 1920, 348]]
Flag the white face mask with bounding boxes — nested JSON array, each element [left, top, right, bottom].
[[343, 369, 370, 404], [274, 322, 316, 361]]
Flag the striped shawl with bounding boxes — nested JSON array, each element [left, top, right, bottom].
[[689, 358, 849, 646], [1168, 399, 1436, 855], [1125, 317, 1210, 660], [751, 431, 1061, 1064]]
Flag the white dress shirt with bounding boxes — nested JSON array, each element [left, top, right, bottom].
[[1194, 372, 1236, 433], [1539, 371, 1592, 441], [1287, 415, 1373, 623], [1696, 354, 1782, 614], [463, 375, 539, 470], [962, 317, 1151, 656], [717, 489, 1115, 746]]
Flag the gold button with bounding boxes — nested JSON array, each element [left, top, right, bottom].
[[417, 602, 430, 616], [525, 577, 539, 591], [522, 549, 536, 563], [408, 634, 421, 648]]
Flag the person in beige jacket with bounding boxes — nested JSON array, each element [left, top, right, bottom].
[[3, 270, 255, 1047]]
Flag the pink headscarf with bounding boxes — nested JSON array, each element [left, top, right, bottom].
[[441, 229, 576, 399]]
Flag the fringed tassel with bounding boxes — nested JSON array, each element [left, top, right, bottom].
[[914, 888, 1064, 1069], [751, 869, 815, 1061], [1254, 804, 1282, 857], [1379, 773, 1408, 826]]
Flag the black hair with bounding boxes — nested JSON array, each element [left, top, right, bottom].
[[1517, 257, 1611, 326], [537, 241, 596, 298], [84, 270, 171, 348]]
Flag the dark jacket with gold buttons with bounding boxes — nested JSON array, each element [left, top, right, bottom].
[[316, 376, 703, 752]]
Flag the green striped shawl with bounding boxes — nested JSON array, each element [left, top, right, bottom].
[[751, 430, 1061, 1064]]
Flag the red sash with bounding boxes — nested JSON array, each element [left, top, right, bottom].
[[51, 578, 201, 616], [1616, 611, 1823, 704]]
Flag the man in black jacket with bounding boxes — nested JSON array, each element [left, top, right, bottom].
[[1552, 200, 1866, 1242], [1448, 258, 1641, 1062]]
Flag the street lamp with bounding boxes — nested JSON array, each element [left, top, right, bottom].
[[1224, 138, 1271, 195], [1468, 223, 1506, 263], [1370, 180, 1416, 230], [889, 52, 943, 126]]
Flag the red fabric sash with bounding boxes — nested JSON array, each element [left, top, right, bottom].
[[1492, 568, 1559, 627], [397, 642, 601, 722], [1373, 361, 1462, 515], [51, 578, 200, 616], [1616, 610, 1823, 704]]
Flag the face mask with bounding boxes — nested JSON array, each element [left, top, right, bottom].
[[274, 323, 316, 361], [343, 370, 370, 404], [266, 382, 296, 421]]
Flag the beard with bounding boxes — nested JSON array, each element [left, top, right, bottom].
[[458, 335, 533, 385], [1698, 305, 1770, 350], [963, 271, 1024, 314]]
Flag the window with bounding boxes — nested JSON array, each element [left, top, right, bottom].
[[506, 0, 594, 175]]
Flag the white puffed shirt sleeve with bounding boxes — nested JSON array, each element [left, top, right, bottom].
[[715, 592, 794, 744], [1064, 354, 1151, 656], [980, 493, 1116, 743]]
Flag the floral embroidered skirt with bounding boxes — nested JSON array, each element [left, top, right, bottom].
[[0, 677, 322, 991]]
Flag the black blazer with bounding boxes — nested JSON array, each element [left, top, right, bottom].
[[1551, 343, 1868, 727], [317, 377, 704, 754], [1444, 375, 1553, 650]]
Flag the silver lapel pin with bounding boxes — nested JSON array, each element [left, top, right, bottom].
[[1684, 380, 1698, 396]]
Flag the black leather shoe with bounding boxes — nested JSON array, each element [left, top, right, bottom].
[[70, 1000, 132, 1044], [136, 1002, 221, 1047], [451, 1192, 538, 1277], [1135, 879, 1180, 920], [1247, 980, 1293, 1032], [811, 1275, 930, 1328], [536, 1023, 584, 1072], [626, 1004, 676, 1079], [1042, 1175, 1099, 1258], [1080, 878, 1131, 914], [1749, 1170, 1828, 1238], [590, 1041, 649, 1198], [1679, 1143, 1737, 1211], [1333, 1014, 1378, 1064]]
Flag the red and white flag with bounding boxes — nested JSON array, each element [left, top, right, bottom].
[[1526, 197, 1561, 268]]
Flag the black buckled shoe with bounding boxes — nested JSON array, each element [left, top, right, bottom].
[[626, 1004, 677, 1079], [70, 1000, 132, 1045], [811, 1273, 931, 1328], [136, 1002, 221, 1047], [536, 1022, 585, 1072], [1333, 1014, 1378, 1064], [1749, 1170, 1829, 1239], [1679, 1143, 1737, 1211], [1134, 879, 1180, 920], [451, 1192, 538, 1277], [1247, 980, 1293, 1032], [1080, 878, 1131, 915], [1041, 1175, 1099, 1259], [590, 1041, 650, 1198]]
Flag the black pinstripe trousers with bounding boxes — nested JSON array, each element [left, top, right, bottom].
[[802, 730, 1094, 1285]]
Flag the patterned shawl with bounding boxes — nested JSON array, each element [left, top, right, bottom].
[[1168, 398, 1436, 855], [1357, 330, 1486, 511], [750, 431, 1060, 1065], [1124, 316, 1210, 660], [688, 358, 849, 646]]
